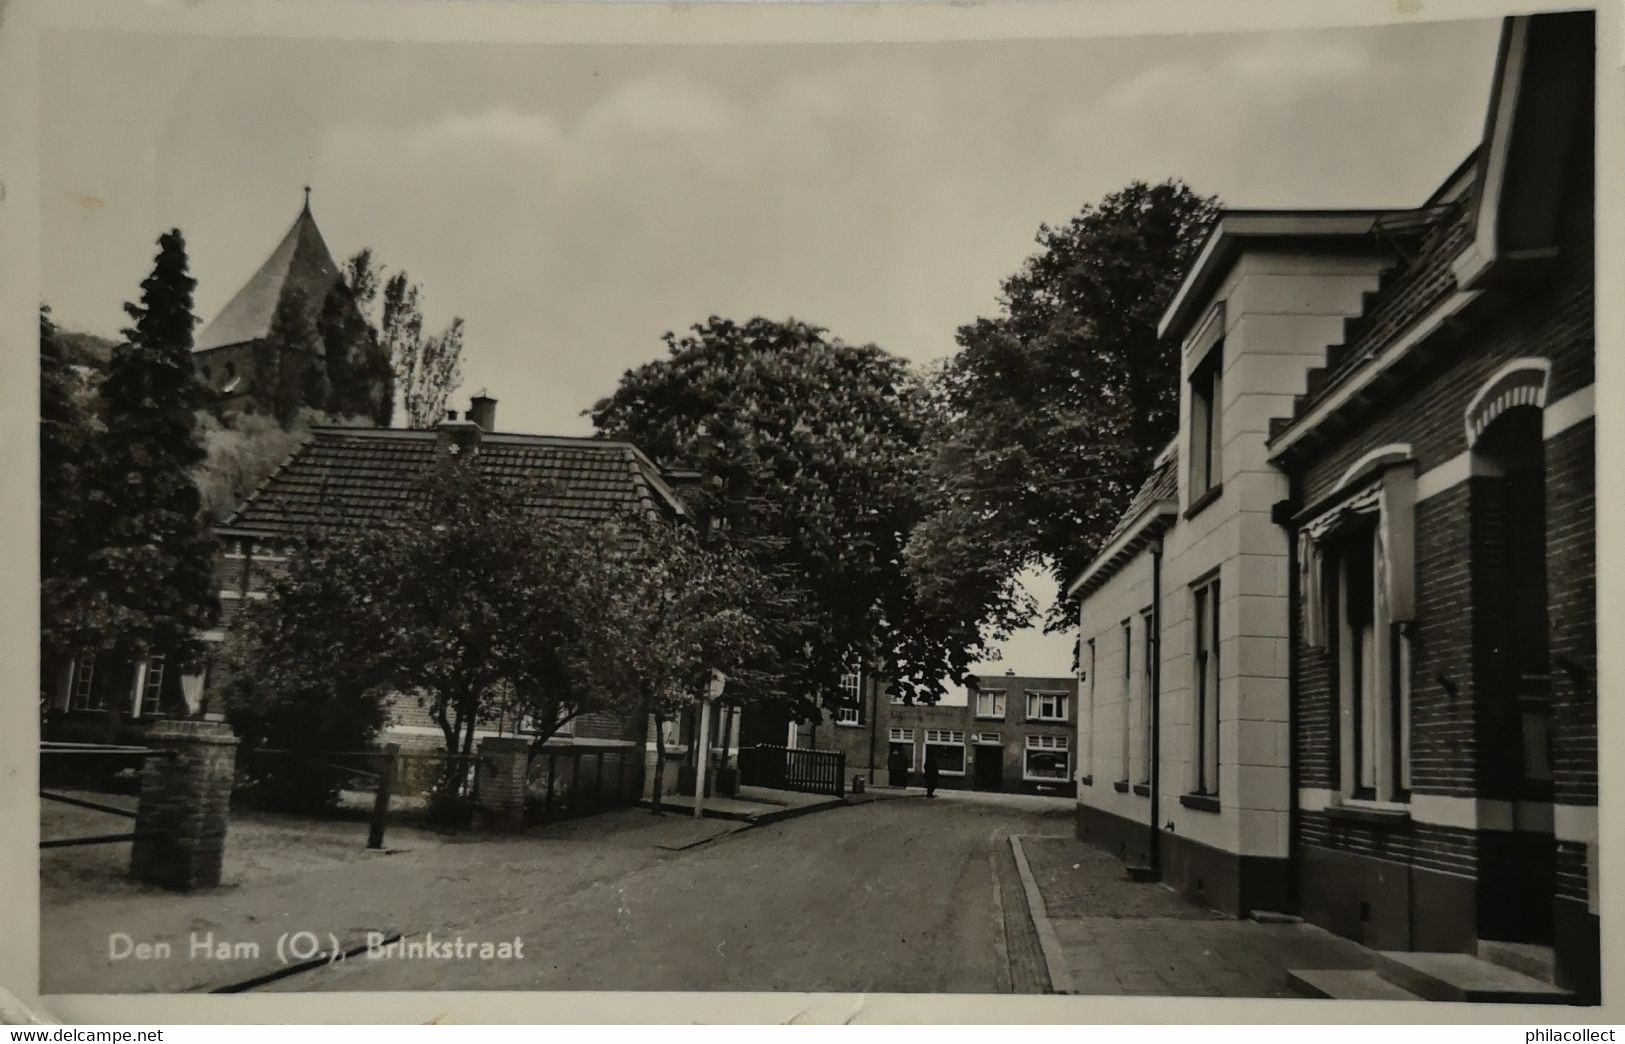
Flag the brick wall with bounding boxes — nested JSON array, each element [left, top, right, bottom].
[[1284, 105, 1595, 939], [1545, 420, 1597, 806]]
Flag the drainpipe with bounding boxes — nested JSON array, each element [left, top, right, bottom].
[[1273, 489, 1302, 914], [866, 674, 878, 782], [1149, 537, 1165, 876]]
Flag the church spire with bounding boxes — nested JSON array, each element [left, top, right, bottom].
[[303, 185, 311, 212]]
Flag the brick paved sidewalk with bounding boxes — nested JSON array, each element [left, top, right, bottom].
[[1018, 834, 1377, 997]]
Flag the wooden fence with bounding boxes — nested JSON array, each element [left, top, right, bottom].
[[737, 744, 845, 797]]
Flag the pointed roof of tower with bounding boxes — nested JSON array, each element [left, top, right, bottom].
[[195, 189, 345, 353]]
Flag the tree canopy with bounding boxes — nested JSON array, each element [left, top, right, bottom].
[[39, 305, 102, 670], [81, 229, 219, 670], [907, 180, 1219, 640], [590, 316, 991, 711]]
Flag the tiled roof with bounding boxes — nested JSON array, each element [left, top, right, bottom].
[[1101, 451, 1177, 551], [1067, 449, 1179, 599], [223, 428, 686, 538], [195, 203, 346, 354]]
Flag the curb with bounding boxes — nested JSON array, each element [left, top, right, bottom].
[[634, 796, 846, 825], [1009, 835, 1075, 995]]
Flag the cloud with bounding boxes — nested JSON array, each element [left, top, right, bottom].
[[410, 108, 566, 156]]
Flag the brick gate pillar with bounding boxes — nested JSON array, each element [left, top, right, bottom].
[[475, 737, 531, 831], [129, 719, 239, 891]]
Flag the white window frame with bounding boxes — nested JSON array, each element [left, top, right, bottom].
[[1024, 734, 1071, 782], [139, 655, 166, 717], [1189, 341, 1224, 500], [1192, 574, 1221, 797], [835, 669, 863, 726], [70, 656, 103, 712], [888, 727, 915, 770], [975, 688, 1006, 720], [1332, 524, 1407, 804], [923, 729, 966, 775], [1028, 689, 1070, 724], [1138, 607, 1154, 786]]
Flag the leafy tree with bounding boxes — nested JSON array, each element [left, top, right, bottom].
[[319, 248, 392, 423], [569, 513, 779, 813], [82, 230, 218, 720], [251, 287, 327, 424], [39, 305, 103, 705], [230, 456, 641, 801], [380, 271, 465, 428], [404, 317, 465, 430], [590, 316, 983, 712], [216, 543, 391, 810], [908, 180, 1218, 639]]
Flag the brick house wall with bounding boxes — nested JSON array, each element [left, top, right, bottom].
[[966, 674, 1078, 797], [1069, 11, 1594, 991], [1277, 24, 1595, 993]]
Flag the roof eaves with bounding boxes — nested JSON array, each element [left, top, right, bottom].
[[1065, 499, 1178, 599]]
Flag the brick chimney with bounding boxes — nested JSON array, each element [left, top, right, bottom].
[[467, 392, 497, 432], [436, 407, 481, 456]]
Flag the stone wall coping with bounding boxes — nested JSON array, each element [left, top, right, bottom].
[[144, 721, 240, 746]]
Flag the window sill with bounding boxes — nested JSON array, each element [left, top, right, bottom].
[[1132, 782, 1151, 797], [834, 721, 865, 729], [1184, 483, 1223, 521], [1325, 801, 1411, 827], [1112, 779, 1130, 793], [1180, 792, 1221, 813]]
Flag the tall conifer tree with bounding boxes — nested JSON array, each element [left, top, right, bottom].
[[88, 229, 218, 694]]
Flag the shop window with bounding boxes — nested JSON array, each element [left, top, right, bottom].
[[923, 729, 966, 774], [1025, 734, 1070, 782]]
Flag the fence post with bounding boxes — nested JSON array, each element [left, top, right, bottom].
[[836, 752, 846, 798], [130, 720, 239, 891], [368, 743, 399, 850], [545, 752, 556, 814]]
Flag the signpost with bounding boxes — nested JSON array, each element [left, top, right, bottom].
[[692, 671, 728, 819]]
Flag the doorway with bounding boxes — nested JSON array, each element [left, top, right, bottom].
[[973, 743, 1003, 791], [1472, 406, 1556, 946]]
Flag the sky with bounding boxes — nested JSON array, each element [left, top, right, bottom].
[[40, 18, 1502, 684]]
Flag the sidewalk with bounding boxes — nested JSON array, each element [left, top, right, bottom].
[[40, 803, 747, 994], [1012, 833, 1378, 997], [638, 784, 864, 823]]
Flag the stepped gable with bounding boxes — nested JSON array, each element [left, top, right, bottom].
[[224, 427, 686, 538], [1270, 189, 1476, 442]]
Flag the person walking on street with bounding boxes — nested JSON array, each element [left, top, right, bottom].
[[924, 749, 940, 798]]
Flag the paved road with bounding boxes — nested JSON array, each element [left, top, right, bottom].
[[268, 795, 1074, 993]]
